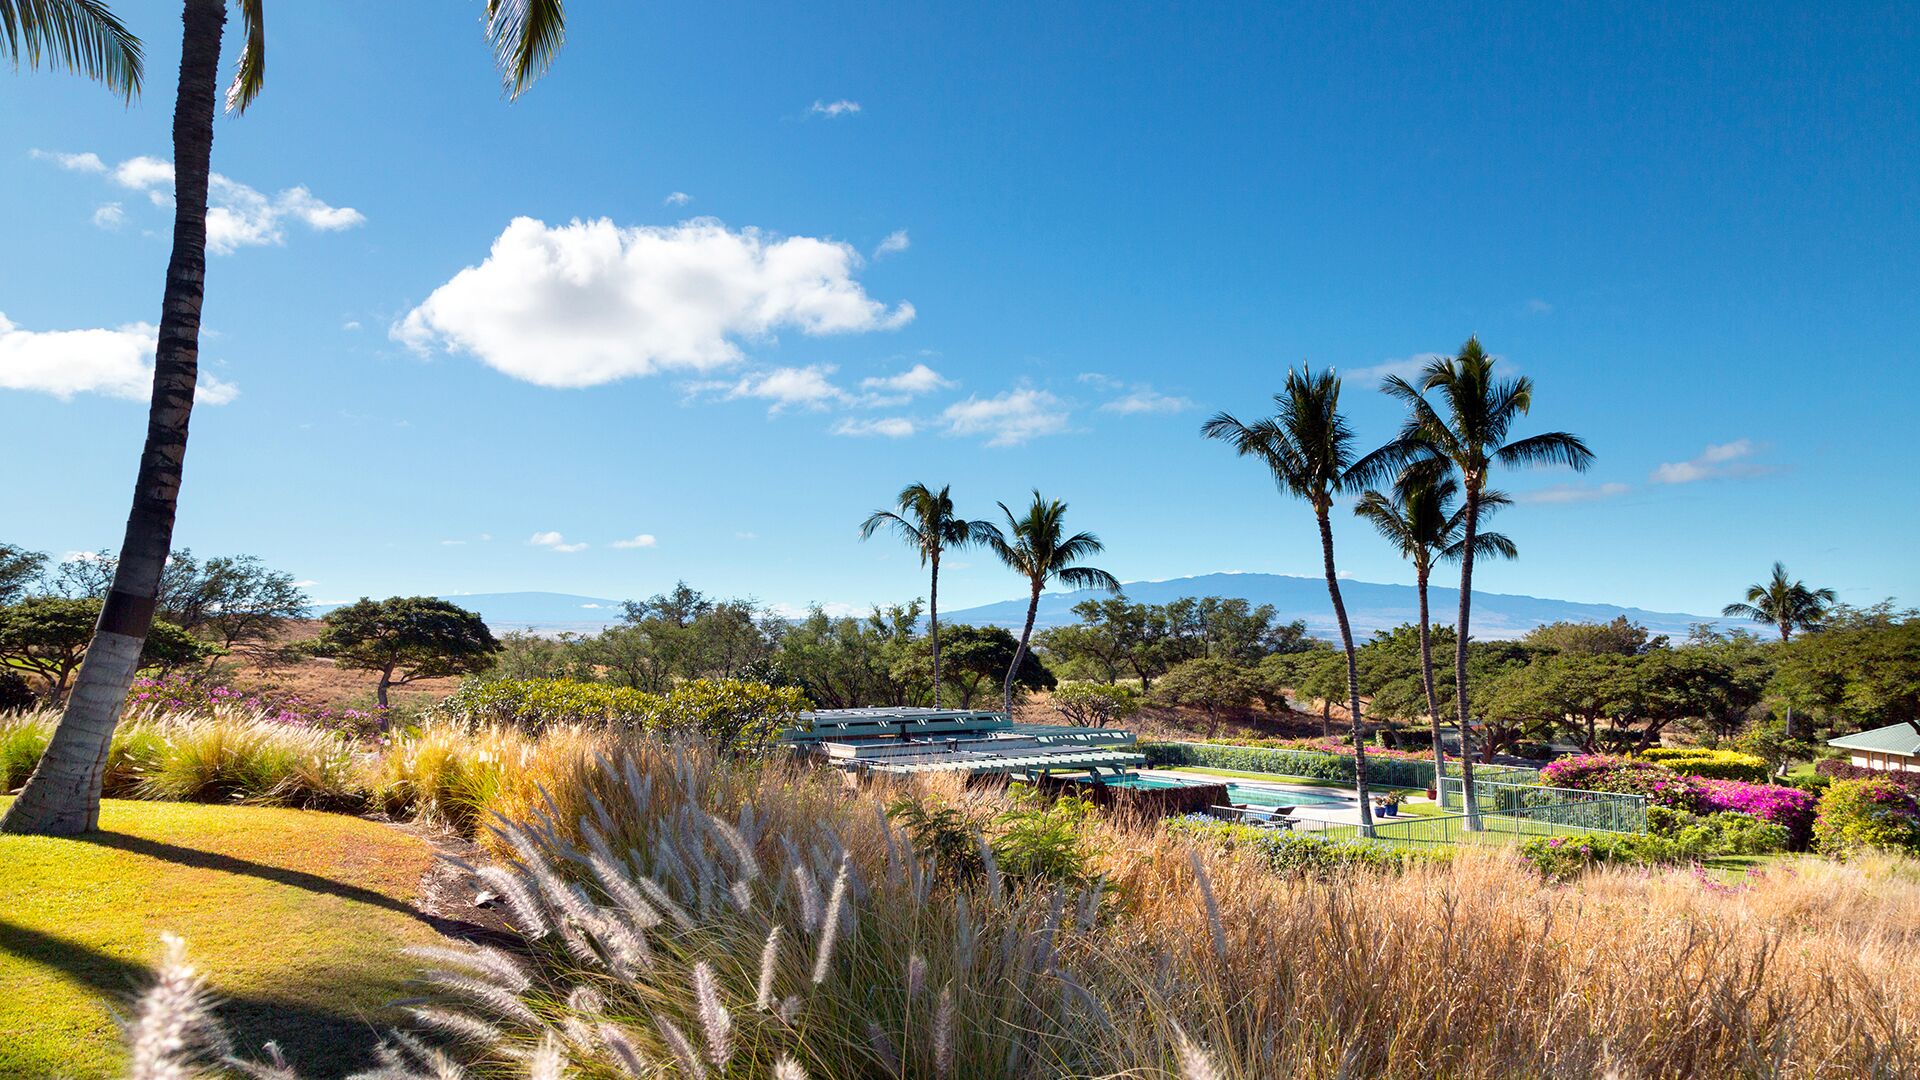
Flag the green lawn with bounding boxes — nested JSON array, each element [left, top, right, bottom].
[[0, 798, 453, 1079]]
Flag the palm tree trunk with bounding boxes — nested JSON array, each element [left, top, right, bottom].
[[3, 0, 225, 837], [1315, 507, 1373, 835], [1417, 564, 1444, 802], [1454, 484, 1484, 831], [1003, 581, 1041, 716], [928, 550, 942, 708]]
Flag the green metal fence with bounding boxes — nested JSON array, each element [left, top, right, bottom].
[[1438, 778, 1647, 833], [1304, 795, 1646, 847]]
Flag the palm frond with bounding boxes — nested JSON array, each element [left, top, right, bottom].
[[1494, 431, 1594, 472], [0, 0, 143, 100], [485, 0, 566, 99], [1056, 566, 1121, 593], [224, 0, 264, 113], [1722, 602, 1764, 620]]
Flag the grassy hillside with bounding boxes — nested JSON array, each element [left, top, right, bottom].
[[0, 799, 451, 1079]]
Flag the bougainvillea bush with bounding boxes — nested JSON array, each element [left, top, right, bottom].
[[1813, 778, 1920, 858], [1539, 755, 1707, 811], [1697, 778, 1816, 849], [126, 676, 384, 738]]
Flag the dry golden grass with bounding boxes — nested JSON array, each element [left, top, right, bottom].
[[219, 619, 464, 713]]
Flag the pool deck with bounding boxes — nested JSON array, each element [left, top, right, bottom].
[[1143, 767, 1379, 825]]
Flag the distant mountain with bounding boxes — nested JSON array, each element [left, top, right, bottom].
[[941, 572, 1726, 641], [312, 592, 626, 635]]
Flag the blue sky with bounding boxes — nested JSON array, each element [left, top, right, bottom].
[[2, 1, 1915, 619]]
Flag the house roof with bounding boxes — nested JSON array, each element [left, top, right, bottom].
[[1828, 721, 1920, 757]]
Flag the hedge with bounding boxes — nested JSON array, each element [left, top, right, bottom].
[[1815, 757, 1920, 796], [1141, 741, 1440, 788], [1638, 747, 1769, 782]]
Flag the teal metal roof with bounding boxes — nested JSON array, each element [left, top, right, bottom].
[[1828, 722, 1920, 756]]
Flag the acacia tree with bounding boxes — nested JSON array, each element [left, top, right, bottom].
[[859, 483, 995, 707], [1380, 339, 1592, 829], [1355, 473, 1515, 793], [0, 598, 204, 702], [313, 597, 499, 713], [0, 544, 49, 606], [4, 0, 570, 835], [1154, 657, 1259, 738], [980, 492, 1120, 716], [1204, 366, 1392, 833]]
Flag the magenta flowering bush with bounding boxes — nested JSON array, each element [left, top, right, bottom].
[[1698, 778, 1816, 849], [1540, 754, 1708, 811], [125, 676, 384, 738]]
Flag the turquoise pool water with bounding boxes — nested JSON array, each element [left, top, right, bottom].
[[1093, 773, 1350, 808]]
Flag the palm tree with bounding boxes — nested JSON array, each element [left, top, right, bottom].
[[1724, 562, 1835, 740], [0, 0, 143, 98], [1354, 472, 1516, 799], [1380, 337, 1593, 828], [3, 0, 570, 837], [1203, 366, 1395, 834], [859, 484, 996, 708], [979, 492, 1120, 716], [1723, 562, 1835, 644]]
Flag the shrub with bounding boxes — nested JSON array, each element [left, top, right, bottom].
[[1640, 747, 1770, 782], [1541, 754, 1708, 811], [428, 677, 808, 753], [1167, 815, 1444, 876], [1052, 681, 1143, 728], [0, 713, 50, 790], [1142, 740, 1445, 788], [1813, 779, 1920, 858], [1696, 778, 1816, 850], [0, 670, 33, 714], [1518, 832, 1703, 881], [1814, 757, 1920, 797], [1646, 806, 1791, 856], [993, 795, 1104, 889]]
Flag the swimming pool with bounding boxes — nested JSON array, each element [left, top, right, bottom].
[[1093, 773, 1351, 809]]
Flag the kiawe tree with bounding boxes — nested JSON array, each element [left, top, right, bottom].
[[1355, 472, 1515, 790], [1204, 365, 1394, 833], [1380, 338, 1593, 829], [3, 0, 571, 835], [313, 597, 500, 713], [0, 598, 205, 702], [980, 491, 1120, 716], [860, 483, 996, 708]]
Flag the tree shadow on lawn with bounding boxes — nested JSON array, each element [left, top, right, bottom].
[[71, 829, 500, 939], [0, 919, 394, 1078]]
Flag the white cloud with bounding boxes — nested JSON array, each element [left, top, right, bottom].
[[92, 202, 126, 230], [292, 579, 319, 588], [769, 600, 865, 619], [1346, 353, 1446, 384], [735, 531, 758, 541], [529, 530, 588, 553], [32, 151, 363, 255], [699, 364, 849, 412], [440, 539, 467, 546], [1514, 481, 1631, 505], [1100, 387, 1193, 415], [611, 533, 658, 549], [1525, 298, 1554, 315], [394, 217, 914, 389], [664, 191, 692, 206], [942, 388, 1069, 446], [342, 320, 363, 332], [30, 149, 105, 172], [874, 229, 909, 257], [809, 99, 862, 118], [0, 312, 239, 404], [1650, 439, 1764, 485], [860, 362, 952, 397], [832, 416, 916, 438]]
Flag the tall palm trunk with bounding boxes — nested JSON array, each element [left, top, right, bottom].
[[1315, 506, 1373, 834], [928, 549, 942, 708], [1416, 564, 1444, 801], [2, 0, 224, 837], [1453, 484, 1483, 830], [1003, 580, 1041, 716]]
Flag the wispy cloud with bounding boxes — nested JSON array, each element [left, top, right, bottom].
[[1080, 373, 1192, 415], [874, 229, 909, 257], [611, 533, 658, 549], [664, 191, 692, 206], [33, 149, 364, 254], [693, 364, 849, 413], [809, 99, 862, 118], [832, 416, 916, 438], [1344, 353, 1446, 385], [1514, 481, 1631, 505], [942, 388, 1070, 446], [859, 362, 952, 398], [1524, 298, 1553, 316], [529, 530, 588, 553], [1650, 439, 1767, 484]]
